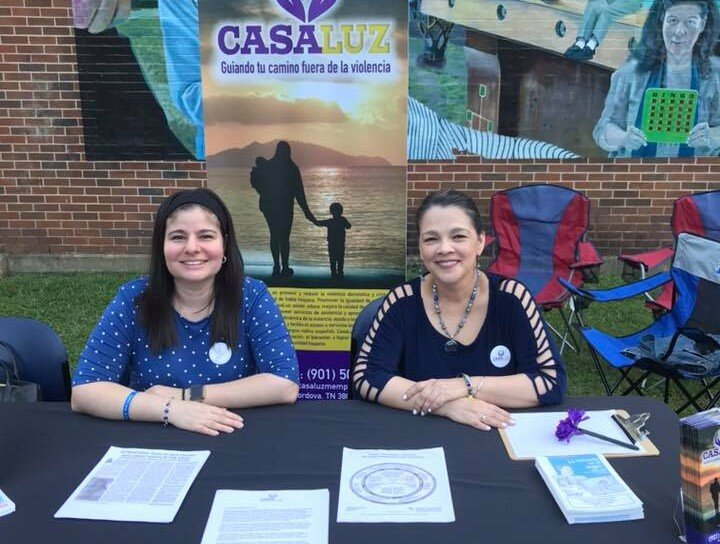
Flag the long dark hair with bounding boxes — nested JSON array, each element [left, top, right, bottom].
[[633, 0, 719, 77], [137, 188, 244, 352], [415, 189, 484, 234]]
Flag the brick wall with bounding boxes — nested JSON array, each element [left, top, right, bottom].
[[1, 1, 719, 266], [407, 158, 720, 261], [0, 0, 203, 257]]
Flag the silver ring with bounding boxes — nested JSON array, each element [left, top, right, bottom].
[[479, 414, 486, 421]]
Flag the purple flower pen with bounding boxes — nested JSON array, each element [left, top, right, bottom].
[[555, 408, 589, 443], [555, 409, 640, 451]]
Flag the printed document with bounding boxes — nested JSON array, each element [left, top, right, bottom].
[[503, 410, 646, 459], [337, 447, 455, 523], [0, 487, 15, 517], [200, 489, 329, 544], [55, 447, 210, 522], [535, 454, 643, 523]]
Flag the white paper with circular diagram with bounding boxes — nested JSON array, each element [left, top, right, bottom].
[[337, 447, 455, 523]]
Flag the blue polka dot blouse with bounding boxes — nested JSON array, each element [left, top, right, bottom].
[[72, 276, 299, 390]]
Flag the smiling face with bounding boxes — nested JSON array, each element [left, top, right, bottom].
[[418, 205, 485, 287], [163, 205, 225, 289], [663, 3, 706, 61]]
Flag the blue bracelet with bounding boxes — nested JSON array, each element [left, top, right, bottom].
[[121, 390, 137, 421]]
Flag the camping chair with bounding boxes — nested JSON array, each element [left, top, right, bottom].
[[0, 317, 71, 401], [619, 189, 720, 314], [561, 233, 720, 414], [486, 184, 603, 354], [348, 297, 384, 399]]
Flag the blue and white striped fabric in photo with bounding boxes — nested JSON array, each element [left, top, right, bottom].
[[407, 96, 579, 160]]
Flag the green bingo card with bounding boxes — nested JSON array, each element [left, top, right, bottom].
[[641, 88, 698, 144]]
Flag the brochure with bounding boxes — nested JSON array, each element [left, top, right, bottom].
[[535, 453, 643, 524]]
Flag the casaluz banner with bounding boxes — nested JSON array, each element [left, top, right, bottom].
[[201, 0, 408, 400]]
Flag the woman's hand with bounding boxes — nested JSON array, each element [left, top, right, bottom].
[[441, 397, 514, 431], [621, 126, 647, 151], [403, 378, 466, 415], [687, 122, 716, 149], [167, 400, 244, 436], [145, 385, 182, 399]]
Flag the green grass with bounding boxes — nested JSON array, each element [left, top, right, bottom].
[[0, 273, 136, 365], [408, 36, 469, 124], [0, 272, 710, 414]]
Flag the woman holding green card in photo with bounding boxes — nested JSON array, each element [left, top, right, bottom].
[[594, 0, 720, 157]]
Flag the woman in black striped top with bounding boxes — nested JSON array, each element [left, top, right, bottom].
[[352, 189, 566, 430]]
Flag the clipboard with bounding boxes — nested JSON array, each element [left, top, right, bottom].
[[498, 409, 660, 461]]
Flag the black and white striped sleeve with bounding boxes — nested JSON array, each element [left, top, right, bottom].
[[500, 279, 567, 405], [352, 284, 414, 403]]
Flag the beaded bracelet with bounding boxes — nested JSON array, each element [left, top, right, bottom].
[[471, 376, 487, 398], [121, 390, 137, 421], [460, 373, 473, 398], [162, 399, 172, 427]]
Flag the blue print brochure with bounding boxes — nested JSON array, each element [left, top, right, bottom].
[[535, 453, 644, 524]]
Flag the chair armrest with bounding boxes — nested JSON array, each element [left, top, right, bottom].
[[558, 271, 671, 302], [618, 247, 674, 271], [570, 241, 604, 269]]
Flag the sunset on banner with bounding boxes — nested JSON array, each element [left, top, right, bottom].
[[201, 0, 407, 287]]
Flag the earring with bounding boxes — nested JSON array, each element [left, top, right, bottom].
[[222, 255, 227, 264], [418, 262, 427, 281], [476, 254, 482, 271]]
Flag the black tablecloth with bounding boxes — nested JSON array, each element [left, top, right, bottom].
[[0, 397, 680, 543]]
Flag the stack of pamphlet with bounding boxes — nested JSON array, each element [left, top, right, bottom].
[[680, 408, 720, 544], [535, 454, 644, 524], [0, 488, 15, 517]]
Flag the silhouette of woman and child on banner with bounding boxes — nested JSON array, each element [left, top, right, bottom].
[[251, 141, 351, 280]]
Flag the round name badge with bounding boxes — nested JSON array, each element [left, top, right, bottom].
[[490, 345, 511, 368], [209, 342, 232, 365]]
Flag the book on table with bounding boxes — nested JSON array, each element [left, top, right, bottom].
[[535, 453, 644, 524]]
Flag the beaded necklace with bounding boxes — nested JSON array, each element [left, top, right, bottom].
[[431, 270, 480, 354]]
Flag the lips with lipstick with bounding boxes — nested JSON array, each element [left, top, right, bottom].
[[435, 259, 461, 269]]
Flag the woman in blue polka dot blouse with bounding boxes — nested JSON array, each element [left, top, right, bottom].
[[71, 188, 299, 435]]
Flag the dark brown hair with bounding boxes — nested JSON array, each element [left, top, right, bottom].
[[136, 188, 244, 352], [415, 189, 483, 234]]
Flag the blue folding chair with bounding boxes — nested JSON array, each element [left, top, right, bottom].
[[561, 233, 720, 413], [0, 317, 71, 401]]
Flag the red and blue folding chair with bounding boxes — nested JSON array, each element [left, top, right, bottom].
[[487, 184, 603, 353], [562, 233, 720, 414], [619, 189, 720, 314]]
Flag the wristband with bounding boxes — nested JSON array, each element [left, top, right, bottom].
[[460, 373, 473, 398], [121, 390, 137, 421], [162, 399, 172, 427]]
